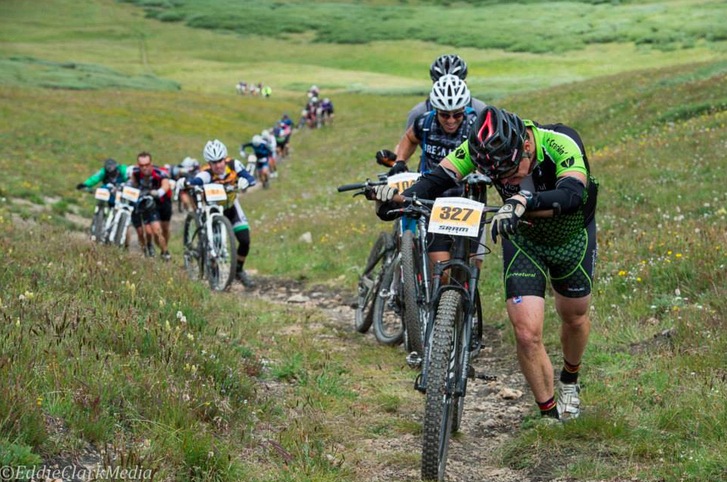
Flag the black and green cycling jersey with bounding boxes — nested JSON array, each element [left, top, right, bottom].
[[445, 121, 598, 246], [81, 164, 130, 188]]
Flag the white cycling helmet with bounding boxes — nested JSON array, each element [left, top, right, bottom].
[[181, 157, 199, 170], [261, 129, 270, 138], [429, 74, 471, 112], [252, 135, 264, 147], [203, 139, 227, 163]]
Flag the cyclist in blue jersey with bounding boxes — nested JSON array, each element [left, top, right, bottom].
[[372, 106, 598, 423]]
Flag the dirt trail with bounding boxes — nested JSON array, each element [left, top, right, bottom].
[[233, 276, 549, 482]]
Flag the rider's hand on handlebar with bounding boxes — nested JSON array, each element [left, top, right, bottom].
[[76, 183, 86, 190], [367, 185, 398, 202], [237, 178, 250, 191], [490, 197, 526, 243]]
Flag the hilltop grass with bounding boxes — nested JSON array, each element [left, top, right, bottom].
[[2, 0, 727, 480]]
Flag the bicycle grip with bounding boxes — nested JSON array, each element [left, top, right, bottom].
[[337, 183, 365, 192]]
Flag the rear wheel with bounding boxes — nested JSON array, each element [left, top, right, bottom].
[[207, 216, 237, 291], [372, 256, 404, 345], [422, 289, 463, 482], [355, 232, 392, 333], [183, 213, 203, 281]]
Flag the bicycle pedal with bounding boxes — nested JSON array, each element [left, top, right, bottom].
[[406, 352, 422, 369]]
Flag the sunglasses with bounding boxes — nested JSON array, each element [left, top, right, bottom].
[[137, 162, 152, 168], [209, 159, 225, 164], [437, 110, 465, 120]]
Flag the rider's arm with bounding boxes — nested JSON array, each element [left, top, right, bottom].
[[394, 125, 420, 165], [82, 169, 105, 188], [523, 172, 587, 215], [375, 162, 461, 221], [188, 172, 208, 186]]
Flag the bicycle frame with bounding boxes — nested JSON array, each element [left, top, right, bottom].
[[189, 186, 228, 259], [415, 173, 497, 396]]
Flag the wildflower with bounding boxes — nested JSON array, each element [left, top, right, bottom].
[[187, 333, 194, 342], [675, 253, 682, 259], [618, 270, 627, 277]]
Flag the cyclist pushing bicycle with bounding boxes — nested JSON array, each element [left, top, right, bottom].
[[178, 139, 257, 288], [370, 105, 598, 423]]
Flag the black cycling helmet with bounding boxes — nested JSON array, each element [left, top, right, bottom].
[[429, 54, 468, 82], [136, 195, 156, 214], [468, 106, 527, 179], [104, 158, 118, 175]]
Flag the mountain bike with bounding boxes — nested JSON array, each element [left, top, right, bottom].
[[394, 173, 498, 482], [337, 177, 404, 340], [87, 185, 115, 243], [182, 183, 238, 291]]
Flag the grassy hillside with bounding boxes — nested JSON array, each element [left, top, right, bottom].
[[1, 0, 727, 480]]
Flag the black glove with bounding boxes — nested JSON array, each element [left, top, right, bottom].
[[387, 161, 408, 176], [76, 183, 86, 190], [491, 197, 526, 243], [375, 149, 397, 167]]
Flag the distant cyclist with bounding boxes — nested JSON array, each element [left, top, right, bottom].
[[172, 157, 201, 212], [260, 129, 278, 178], [182, 139, 257, 288], [241, 135, 274, 189], [127, 152, 173, 260], [320, 98, 335, 125], [76, 158, 129, 206]]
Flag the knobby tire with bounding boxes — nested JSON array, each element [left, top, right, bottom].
[[422, 289, 463, 482], [372, 255, 404, 345], [207, 215, 237, 291], [91, 207, 106, 243], [355, 231, 391, 333], [183, 213, 203, 281], [111, 211, 131, 248]]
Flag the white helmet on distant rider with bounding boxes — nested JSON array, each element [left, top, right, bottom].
[[252, 135, 264, 147], [429, 74, 471, 112], [203, 139, 228, 163], [181, 157, 200, 170]]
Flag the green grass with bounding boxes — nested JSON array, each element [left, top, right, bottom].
[[1, 0, 727, 480]]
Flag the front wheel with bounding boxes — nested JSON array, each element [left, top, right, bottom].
[[421, 289, 463, 482], [400, 229, 424, 357], [355, 232, 392, 333], [183, 213, 203, 281], [372, 256, 404, 345], [206, 215, 237, 291], [111, 210, 131, 248], [90, 206, 106, 243]]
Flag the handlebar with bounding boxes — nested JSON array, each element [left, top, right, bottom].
[[336, 179, 387, 193]]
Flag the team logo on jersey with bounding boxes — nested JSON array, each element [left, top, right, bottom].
[[560, 156, 575, 168], [454, 147, 466, 160]]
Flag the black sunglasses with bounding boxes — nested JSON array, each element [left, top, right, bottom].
[[437, 110, 465, 120]]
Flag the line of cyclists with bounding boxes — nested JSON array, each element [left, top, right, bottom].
[[76, 114, 295, 289], [298, 85, 335, 129]]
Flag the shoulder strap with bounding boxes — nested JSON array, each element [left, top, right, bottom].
[[419, 110, 437, 173]]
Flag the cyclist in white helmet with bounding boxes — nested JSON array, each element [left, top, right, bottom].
[[260, 129, 278, 178], [182, 139, 257, 288], [404, 54, 487, 129], [374, 74, 482, 274]]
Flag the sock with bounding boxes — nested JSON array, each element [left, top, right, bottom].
[[537, 396, 559, 419], [560, 358, 581, 384]]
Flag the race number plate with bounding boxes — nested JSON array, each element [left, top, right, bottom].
[[204, 183, 227, 202], [428, 197, 484, 238], [387, 172, 421, 193], [94, 188, 111, 201], [121, 186, 141, 202]]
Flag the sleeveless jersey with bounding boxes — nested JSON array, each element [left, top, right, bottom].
[[412, 108, 478, 174]]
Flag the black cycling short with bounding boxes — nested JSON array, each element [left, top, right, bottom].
[[501, 218, 597, 299], [131, 198, 172, 227]]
